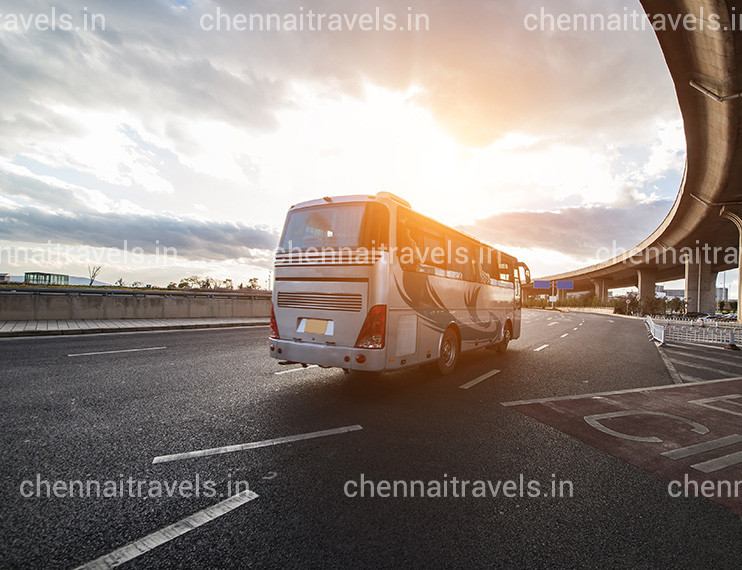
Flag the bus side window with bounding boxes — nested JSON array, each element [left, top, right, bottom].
[[478, 247, 492, 284], [480, 248, 497, 284], [398, 214, 422, 271], [449, 238, 474, 281]]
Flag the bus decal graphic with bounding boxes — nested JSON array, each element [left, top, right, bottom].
[[394, 273, 500, 341]]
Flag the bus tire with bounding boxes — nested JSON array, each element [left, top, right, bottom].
[[497, 323, 512, 353], [436, 327, 460, 375]]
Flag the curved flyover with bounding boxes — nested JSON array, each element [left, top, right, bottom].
[[532, 0, 742, 316]]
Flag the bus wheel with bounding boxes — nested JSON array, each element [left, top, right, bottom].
[[437, 327, 459, 375], [497, 324, 512, 353]]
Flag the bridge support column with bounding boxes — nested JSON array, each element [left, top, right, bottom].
[[721, 207, 742, 323], [592, 279, 609, 304], [637, 268, 657, 303], [684, 259, 717, 314]]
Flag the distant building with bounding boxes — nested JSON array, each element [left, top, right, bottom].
[[655, 284, 728, 302], [0, 273, 9, 283], [716, 287, 729, 302], [24, 272, 69, 286]]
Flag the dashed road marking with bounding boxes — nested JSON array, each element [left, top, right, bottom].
[[153, 425, 363, 464], [573, 327, 578, 331], [534, 344, 549, 352], [459, 369, 501, 390], [67, 346, 167, 357], [274, 365, 319, 375], [547, 322, 558, 327], [560, 334, 568, 338], [75, 489, 258, 570]]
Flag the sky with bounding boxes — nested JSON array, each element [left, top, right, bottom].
[[0, 0, 732, 294]]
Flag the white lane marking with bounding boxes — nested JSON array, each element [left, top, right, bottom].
[[75, 489, 258, 570], [153, 425, 363, 464], [67, 346, 167, 357], [608, 319, 615, 323], [460, 369, 501, 390], [665, 349, 742, 367], [274, 365, 319, 375], [579, 323, 584, 326], [560, 334, 568, 338], [573, 327, 578, 331], [670, 358, 738, 377], [547, 322, 558, 327], [692, 450, 742, 473], [501, 376, 742, 407], [534, 344, 549, 352], [662, 434, 742, 460], [656, 346, 683, 385]]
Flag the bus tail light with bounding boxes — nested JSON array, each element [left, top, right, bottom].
[[355, 305, 386, 349], [269, 303, 280, 339]]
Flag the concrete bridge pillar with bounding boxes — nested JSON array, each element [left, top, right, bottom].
[[591, 279, 609, 304], [721, 207, 742, 322], [684, 259, 717, 314], [637, 268, 657, 302]]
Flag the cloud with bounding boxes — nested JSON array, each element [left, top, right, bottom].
[[0, 0, 678, 155], [460, 196, 674, 260], [0, 204, 280, 262]]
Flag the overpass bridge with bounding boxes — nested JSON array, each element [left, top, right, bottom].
[[530, 0, 742, 318]]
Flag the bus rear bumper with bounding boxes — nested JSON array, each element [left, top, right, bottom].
[[269, 339, 387, 371]]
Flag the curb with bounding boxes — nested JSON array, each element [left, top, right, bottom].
[[0, 321, 270, 338]]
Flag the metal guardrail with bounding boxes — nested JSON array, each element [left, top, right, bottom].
[[645, 316, 665, 344], [646, 316, 741, 347]]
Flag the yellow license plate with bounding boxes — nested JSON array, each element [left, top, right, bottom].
[[304, 319, 328, 335]]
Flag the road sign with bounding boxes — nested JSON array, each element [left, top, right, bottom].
[[549, 296, 558, 303], [533, 280, 550, 290], [556, 280, 574, 290]]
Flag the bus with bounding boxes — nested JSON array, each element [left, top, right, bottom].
[[269, 192, 530, 375]]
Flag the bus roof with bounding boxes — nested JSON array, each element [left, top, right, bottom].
[[288, 192, 410, 211], [286, 193, 518, 264]]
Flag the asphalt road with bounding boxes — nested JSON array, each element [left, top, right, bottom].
[[1, 309, 740, 568]]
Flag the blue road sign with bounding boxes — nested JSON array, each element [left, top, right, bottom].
[[533, 280, 550, 289], [556, 280, 574, 290]]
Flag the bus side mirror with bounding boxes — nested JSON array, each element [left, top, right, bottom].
[[517, 263, 531, 284]]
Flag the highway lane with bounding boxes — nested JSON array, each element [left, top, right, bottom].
[[0, 310, 740, 568]]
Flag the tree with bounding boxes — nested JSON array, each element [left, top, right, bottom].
[[88, 265, 102, 286], [132, 281, 144, 288], [248, 277, 261, 290], [178, 275, 200, 289], [167, 282, 178, 289], [639, 295, 666, 316], [612, 292, 639, 315], [114, 277, 126, 287], [667, 297, 684, 314]]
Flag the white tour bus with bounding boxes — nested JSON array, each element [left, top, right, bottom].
[[269, 192, 530, 375]]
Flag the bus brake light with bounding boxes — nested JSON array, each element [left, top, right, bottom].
[[269, 303, 280, 339], [355, 305, 386, 349]]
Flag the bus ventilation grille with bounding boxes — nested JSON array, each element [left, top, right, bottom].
[[277, 292, 363, 312]]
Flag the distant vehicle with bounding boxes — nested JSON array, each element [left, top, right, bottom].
[[684, 312, 709, 319], [269, 192, 531, 375]]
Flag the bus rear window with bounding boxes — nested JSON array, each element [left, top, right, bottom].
[[278, 202, 389, 251]]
